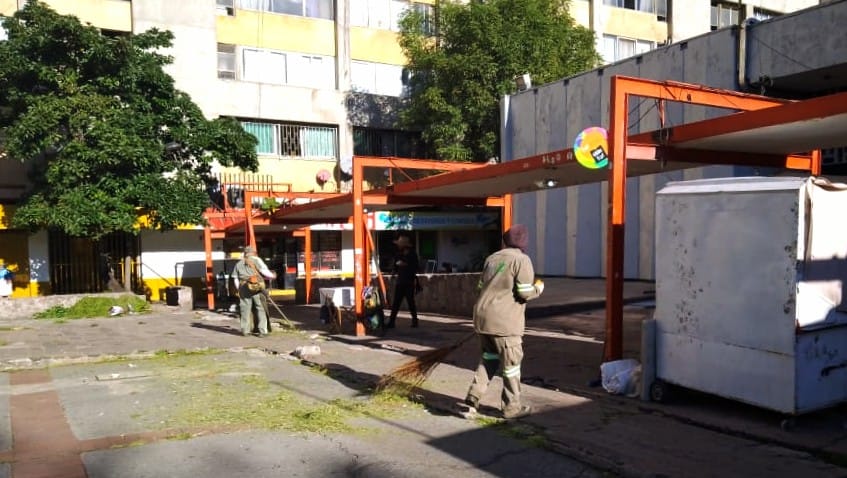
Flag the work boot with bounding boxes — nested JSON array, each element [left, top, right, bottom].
[[456, 396, 479, 419], [503, 405, 532, 420]]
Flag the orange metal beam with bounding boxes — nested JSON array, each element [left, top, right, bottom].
[[811, 149, 822, 176], [605, 76, 628, 362], [352, 161, 366, 336], [355, 156, 488, 171], [304, 227, 312, 305], [204, 225, 215, 311], [603, 75, 818, 362], [502, 193, 512, 234], [652, 148, 814, 170], [613, 75, 787, 112], [385, 195, 505, 207], [390, 148, 575, 195], [631, 89, 847, 149]]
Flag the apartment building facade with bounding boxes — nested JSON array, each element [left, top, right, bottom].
[[0, 0, 493, 300], [0, 0, 823, 298]]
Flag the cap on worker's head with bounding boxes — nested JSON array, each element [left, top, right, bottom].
[[503, 224, 529, 252], [243, 246, 256, 255], [393, 235, 412, 248]]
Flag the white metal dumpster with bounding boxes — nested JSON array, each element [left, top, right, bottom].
[[653, 176, 847, 415]]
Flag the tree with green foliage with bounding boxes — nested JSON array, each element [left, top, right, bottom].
[[399, 0, 599, 162], [0, 1, 258, 239]]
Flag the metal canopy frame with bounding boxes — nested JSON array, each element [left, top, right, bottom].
[[207, 75, 843, 352]]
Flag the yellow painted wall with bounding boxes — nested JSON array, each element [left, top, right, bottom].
[[0, 204, 14, 230], [0, 229, 35, 298], [217, 10, 336, 56], [570, 0, 590, 28], [0, 0, 15, 16], [604, 7, 668, 42], [350, 27, 406, 64], [42, 0, 132, 32]]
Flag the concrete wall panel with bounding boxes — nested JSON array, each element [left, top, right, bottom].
[[748, 1, 847, 82]]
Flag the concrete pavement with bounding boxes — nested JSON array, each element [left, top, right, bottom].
[[0, 278, 844, 477]]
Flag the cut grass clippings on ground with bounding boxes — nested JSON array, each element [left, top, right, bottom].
[[33, 295, 150, 321], [134, 352, 419, 436], [475, 416, 550, 450]]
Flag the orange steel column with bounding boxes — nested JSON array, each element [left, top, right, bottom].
[[811, 150, 822, 176], [204, 225, 215, 311], [244, 191, 256, 248], [352, 160, 366, 336], [304, 227, 313, 304], [605, 77, 629, 362], [502, 193, 513, 233]]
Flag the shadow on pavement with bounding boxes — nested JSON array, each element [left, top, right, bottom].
[[190, 321, 243, 336]]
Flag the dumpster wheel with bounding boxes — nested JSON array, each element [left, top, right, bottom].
[[780, 417, 796, 432], [649, 379, 670, 403]]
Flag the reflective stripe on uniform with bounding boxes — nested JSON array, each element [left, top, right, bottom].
[[482, 352, 500, 361], [503, 365, 521, 378], [516, 282, 535, 293]]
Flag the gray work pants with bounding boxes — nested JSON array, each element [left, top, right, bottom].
[[466, 334, 524, 414], [239, 285, 268, 335]]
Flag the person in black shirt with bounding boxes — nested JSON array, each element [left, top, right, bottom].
[[387, 234, 420, 328]]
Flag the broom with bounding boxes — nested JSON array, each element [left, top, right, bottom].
[[376, 331, 476, 392], [265, 291, 296, 329]]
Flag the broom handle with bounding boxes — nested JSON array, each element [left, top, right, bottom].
[[364, 225, 390, 307]]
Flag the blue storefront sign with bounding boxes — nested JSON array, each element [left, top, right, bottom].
[[373, 211, 499, 230]]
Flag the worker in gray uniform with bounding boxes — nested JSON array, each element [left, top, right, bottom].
[[464, 224, 544, 419]]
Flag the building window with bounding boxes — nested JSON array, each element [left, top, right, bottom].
[[217, 0, 235, 16], [242, 121, 339, 159], [822, 147, 847, 166], [287, 54, 336, 89], [353, 127, 424, 158], [351, 0, 433, 33], [752, 7, 780, 22], [602, 34, 654, 63], [231, 45, 335, 89], [242, 47, 287, 84], [238, 0, 334, 21], [217, 43, 237, 79], [411, 2, 435, 35], [603, 0, 667, 19], [711, 2, 740, 30], [350, 61, 404, 97]]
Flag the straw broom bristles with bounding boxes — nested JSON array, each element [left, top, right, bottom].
[[377, 331, 476, 392]]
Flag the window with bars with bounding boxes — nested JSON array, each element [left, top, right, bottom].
[[238, 0, 334, 20], [353, 127, 424, 158], [711, 2, 740, 30], [242, 121, 338, 159]]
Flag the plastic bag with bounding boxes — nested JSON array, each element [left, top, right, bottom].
[[600, 358, 641, 396]]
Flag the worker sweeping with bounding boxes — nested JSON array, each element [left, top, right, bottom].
[[462, 224, 544, 419]]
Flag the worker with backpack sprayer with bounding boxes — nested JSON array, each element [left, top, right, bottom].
[[233, 246, 277, 337]]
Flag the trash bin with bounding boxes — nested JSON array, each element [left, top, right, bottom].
[[165, 286, 193, 310]]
